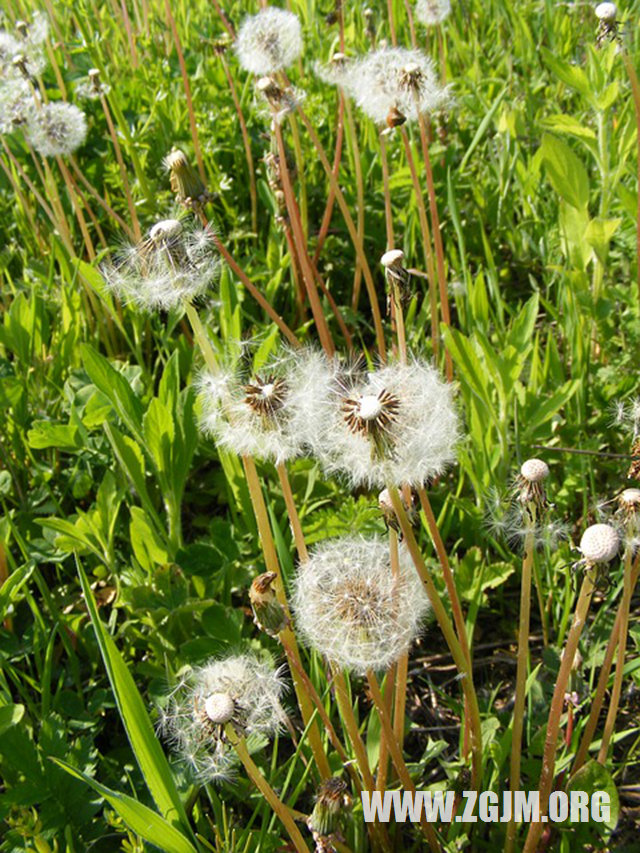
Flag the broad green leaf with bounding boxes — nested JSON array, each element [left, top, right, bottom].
[[76, 558, 195, 840], [584, 217, 621, 263], [541, 115, 596, 141], [27, 421, 82, 451], [525, 380, 580, 433], [567, 761, 619, 831], [51, 759, 198, 853], [540, 134, 589, 210], [541, 49, 592, 99], [0, 703, 25, 736], [507, 294, 539, 354], [143, 398, 174, 477], [130, 507, 170, 571], [81, 344, 144, 440], [442, 327, 497, 424], [0, 563, 34, 622]]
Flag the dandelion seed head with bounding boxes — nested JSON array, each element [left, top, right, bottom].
[[621, 488, 640, 507], [415, 0, 452, 26], [579, 523, 620, 564], [75, 68, 111, 100], [103, 218, 219, 311], [25, 102, 87, 157], [291, 352, 458, 489], [292, 536, 430, 675], [340, 47, 449, 125], [160, 653, 286, 784], [0, 31, 22, 72], [235, 7, 302, 75], [0, 78, 33, 134], [381, 248, 405, 268], [595, 2, 617, 21], [198, 348, 313, 464], [520, 458, 549, 483]]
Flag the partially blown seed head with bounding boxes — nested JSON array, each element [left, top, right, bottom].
[[595, 2, 617, 21], [579, 523, 620, 564], [160, 653, 286, 783], [415, 0, 452, 26], [292, 536, 430, 675], [235, 8, 303, 75], [103, 217, 219, 310]]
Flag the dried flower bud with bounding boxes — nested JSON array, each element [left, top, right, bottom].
[[307, 777, 351, 848], [579, 524, 620, 565], [164, 147, 212, 212], [249, 572, 289, 636]]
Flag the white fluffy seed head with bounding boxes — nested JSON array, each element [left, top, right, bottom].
[[595, 2, 617, 21], [235, 8, 302, 74], [290, 352, 458, 489], [292, 536, 430, 675], [0, 78, 33, 134], [198, 348, 313, 464], [204, 692, 236, 724], [160, 653, 286, 783], [415, 0, 452, 26], [579, 523, 620, 564], [25, 102, 87, 157], [520, 458, 550, 483], [337, 47, 448, 125], [621, 488, 640, 506], [103, 218, 219, 311]]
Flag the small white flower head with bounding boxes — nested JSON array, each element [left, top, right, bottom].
[[415, 0, 452, 26], [25, 102, 87, 157], [75, 68, 111, 100], [595, 2, 617, 21], [103, 218, 219, 311], [160, 653, 286, 783], [198, 348, 318, 464], [579, 523, 620, 565], [340, 47, 449, 126], [292, 536, 430, 675], [292, 352, 458, 489], [0, 78, 33, 134], [235, 7, 302, 75]]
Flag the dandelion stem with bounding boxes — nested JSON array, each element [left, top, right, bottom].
[[389, 487, 483, 789], [367, 671, 441, 853], [272, 119, 335, 356], [622, 51, 640, 307], [400, 128, 439, 360], [416, 111, 453, 380], [597, 544, 635, 763], [276, 462, 309, 563], [522, 570, 597, 853], [505, 508, 536, 853], [218, 49, 258, 235], [226, 726, 310, 853], [313, 93, 345, 263], [379, 133, 394, 250], [344, 99, 366, 313], [164, 0, 205, 181], [295, 105, 387, 359], [571, 552, 640, 776], [242, 454, 330, 779]]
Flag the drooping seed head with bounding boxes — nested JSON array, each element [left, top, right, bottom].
[[579, 523, 620, 564]]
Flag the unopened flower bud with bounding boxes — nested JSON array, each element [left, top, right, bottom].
[[164, 147, 212, 212], [249, 572, 289, 636], [307, 777, 351, 845]]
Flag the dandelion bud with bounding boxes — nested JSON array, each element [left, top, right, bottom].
[[164, 147, 212, 212], [579, 524, 620, 565], [25, 102, 87, 157], [250, 572, 289, 636], [595, 2, 617, 21], [292, 536, 430, 675], [415, 0, 452, 27], [307, 777, 351, 848], [235, 8, 303, 75]]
